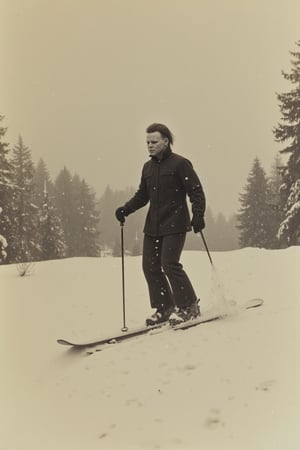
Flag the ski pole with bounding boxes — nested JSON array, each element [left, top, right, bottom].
[[120, 222, 128, 332], [198, 230, 214, 267]]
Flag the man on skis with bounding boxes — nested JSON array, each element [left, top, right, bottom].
[[115, 123, 206, 326]]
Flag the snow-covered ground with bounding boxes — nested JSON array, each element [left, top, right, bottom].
[[1, 247, 299, 450]]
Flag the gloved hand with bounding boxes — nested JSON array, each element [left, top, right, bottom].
[[115, 206, 128, 224], [191, 215, 205, 233]]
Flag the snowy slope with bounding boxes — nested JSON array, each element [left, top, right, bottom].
[[1, 248, 299, 450]]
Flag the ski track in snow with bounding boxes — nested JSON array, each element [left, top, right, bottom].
[[1, 248, 299, 450]]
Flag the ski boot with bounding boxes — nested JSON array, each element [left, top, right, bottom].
[[169, 299, 200, 326], [146, 304, 174, 326]]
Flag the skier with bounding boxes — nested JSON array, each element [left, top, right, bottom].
[[115, 123, 206, 326]]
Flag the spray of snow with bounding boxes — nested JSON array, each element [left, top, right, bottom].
[[208, 266, 238, 317]]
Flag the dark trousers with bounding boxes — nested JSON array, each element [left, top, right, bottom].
[[142, 233, 197, 309]]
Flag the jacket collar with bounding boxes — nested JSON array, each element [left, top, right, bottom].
[[150, 146, 172, 162]]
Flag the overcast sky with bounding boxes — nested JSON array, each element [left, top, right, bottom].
[[1, 0, 300, 217]]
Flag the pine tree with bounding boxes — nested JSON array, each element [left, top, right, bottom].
[[9, 136, 39, 262], [0, 116, 12, 262], [39, 191, 66, 260], [265, 154, 284, 248], [71, 175, 100, 257], [33, 158, 55, 208], [237, 157, 270, 248], [54, 167, 74, 256], [54, 169, 100, 257], [0, 116, 11, 192], [97, 185, 114, 251], [273, 41, 300, 246]]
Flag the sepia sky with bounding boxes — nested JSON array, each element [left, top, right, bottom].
[[1, 0, 300, 217]]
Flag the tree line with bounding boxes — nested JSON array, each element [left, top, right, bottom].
[[0, 131, 100, 263], [1, 41, 299, 262], [237, 41, 300, 248], [0, 125, 240, 263]]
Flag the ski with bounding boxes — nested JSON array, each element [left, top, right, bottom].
[[57, 320, 169, 348], [172, 297, 263, 331], [57, 298, 263, 349]]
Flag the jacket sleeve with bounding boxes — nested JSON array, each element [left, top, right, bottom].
[[178, 158, 206, 217], [124, 168, 149, 214]]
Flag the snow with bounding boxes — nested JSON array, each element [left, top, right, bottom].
[[1, 247, 299, 450], [0, 234, 8, 261], [0, 234, 7, 248]]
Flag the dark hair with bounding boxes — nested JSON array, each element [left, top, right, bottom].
[[146, 123, 174, 146]]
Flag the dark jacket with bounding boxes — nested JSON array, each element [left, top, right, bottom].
[[124, 147, 206, 237]]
